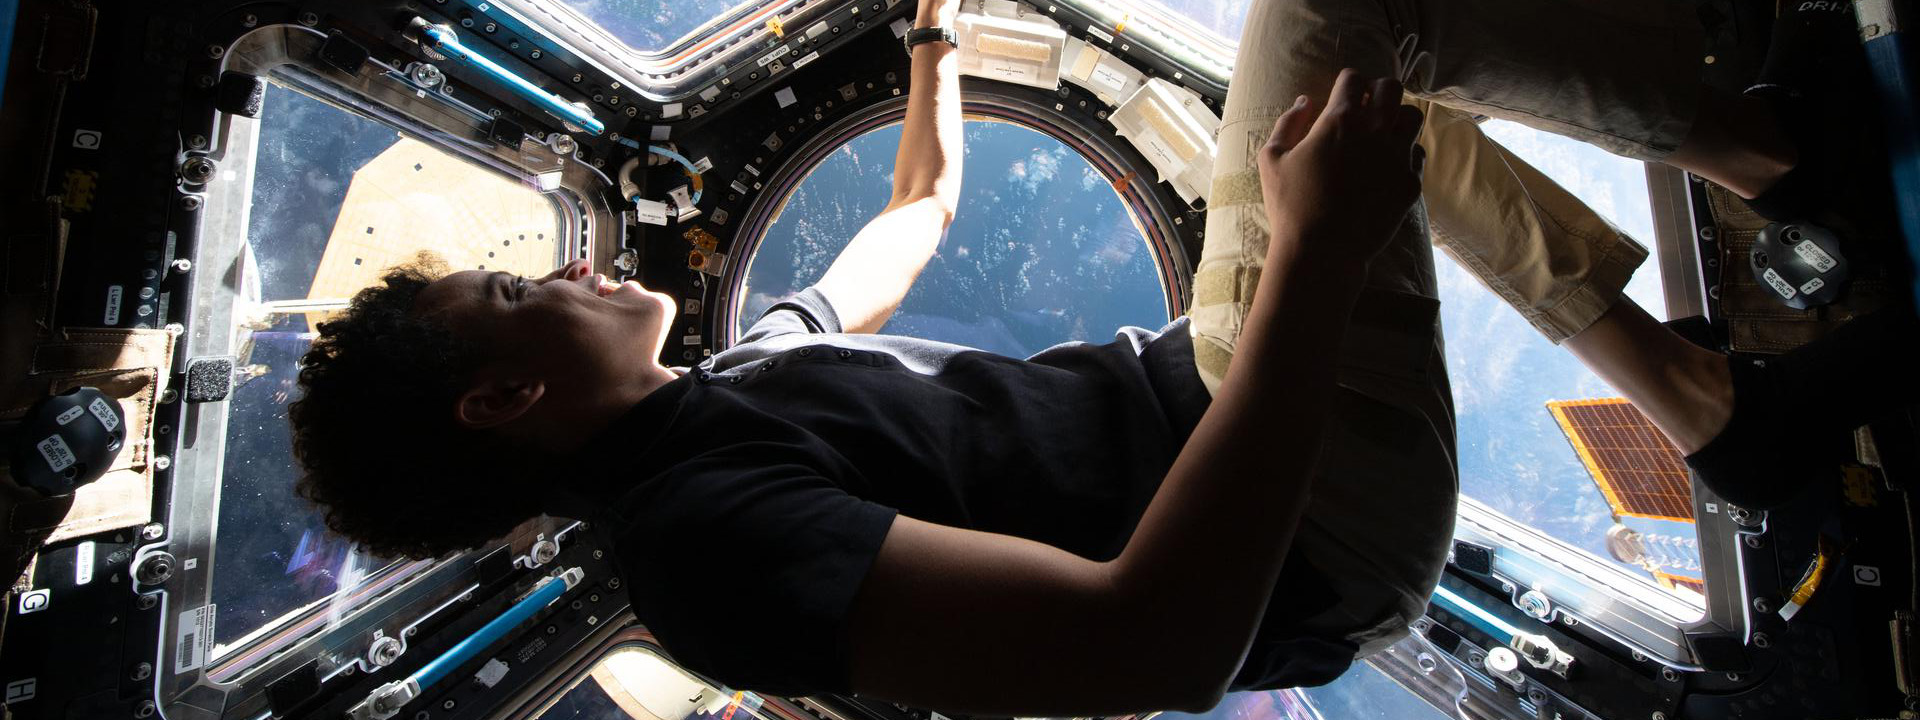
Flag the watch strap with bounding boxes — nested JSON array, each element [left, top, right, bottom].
[[904, 26, 958, 51]]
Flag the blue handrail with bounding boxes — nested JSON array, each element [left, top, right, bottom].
[[1429, 584, 1520, 646], [414, 568, 579, 689], [348, 568, 583, 720], [416, 22, 606, 136]]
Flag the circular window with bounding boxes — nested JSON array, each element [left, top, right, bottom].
[[735, 119, 1169, 358]]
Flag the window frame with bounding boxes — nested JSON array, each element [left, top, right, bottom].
[[499, 625, 822, 720], [155, 23, 624, 720], [482, 0, 843, 101], [717, 90, 1194, 349]]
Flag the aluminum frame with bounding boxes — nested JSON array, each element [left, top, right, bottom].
[[483, 0, 834, 100], [151, 24, 622, 720]]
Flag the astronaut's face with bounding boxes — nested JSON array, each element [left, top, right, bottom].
[[414, 259, 676, 407]]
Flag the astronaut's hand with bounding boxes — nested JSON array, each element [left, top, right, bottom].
[[1257, 69, 1426, 268]]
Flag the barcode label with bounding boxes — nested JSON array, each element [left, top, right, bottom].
[[174, 605, 217, 673], [176, 633, 197, 670]]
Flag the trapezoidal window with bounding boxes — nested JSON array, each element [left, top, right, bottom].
[[532, 644, 779, 720], [554, 0, 774, 54], [736, 118, 1169, 356], [209, 78, 568, 658], [1444, 119, 1707, 607]]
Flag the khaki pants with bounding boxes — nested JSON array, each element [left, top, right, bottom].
[[1192, 0, 1704, 654]]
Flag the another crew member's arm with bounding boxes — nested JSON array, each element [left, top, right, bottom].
[[844, 72, 1427, 715], [813, 0, 962, 333]]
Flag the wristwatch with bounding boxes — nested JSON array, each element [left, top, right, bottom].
[[903, 26, 958, 52]]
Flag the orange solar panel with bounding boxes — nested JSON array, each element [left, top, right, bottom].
[[1548, 398, 1695, 524], [1654, 572, 1707, 596]]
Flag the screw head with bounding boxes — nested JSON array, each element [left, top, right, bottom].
[[369, 636, 405, 667], [137, 594, 158, 610], [410, 63, 445, 88], [137, 701, 157, 718], [135, 552, 176, 585], [1699, 226, 1717, 242], [206, 44, 225, 59], [179, 156, 217, 185], [1519, 590, 1552, 619], [141, 523, 164, 540], [242, 13, 258, 27], [153, 455, 173, 471], [1652, 712, 1668, 720], [1661, 668, 1679, 682], [606, 577, 622, 590], [1753, 597, 1773, 614], [299, 12, 319, 26], [1752, 632, 1771, 648], [530, 539, 560, 565], [1743, 534, 1763, 549], [180, 195, 203, 211]]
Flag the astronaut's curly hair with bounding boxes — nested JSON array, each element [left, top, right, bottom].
[[289, 255, 545, 559]]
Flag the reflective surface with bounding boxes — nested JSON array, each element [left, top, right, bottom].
[[1444, 119, 1699, 598], [212, 83, 565, 651], [533, 645, 775, 720], [739, 120, 1167, 356], [1138, 0, 1254, 43], [558, 0, 757, 53]]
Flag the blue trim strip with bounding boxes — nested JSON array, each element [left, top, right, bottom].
[[411, 573, 571, 690], [0, 0, 20, 106], [420, 24, 606, 135], [1430, 585, 1519, 645], [1863, 24, 1920, 307]]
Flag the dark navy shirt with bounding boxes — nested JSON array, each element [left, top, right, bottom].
[[570, 288, 1349, 698]]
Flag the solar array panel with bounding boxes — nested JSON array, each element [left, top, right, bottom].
[[1547, 398, 1695, 524], [1654, 571, 1707, 596]]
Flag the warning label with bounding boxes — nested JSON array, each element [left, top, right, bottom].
[[36, 436, 75, 473], [87, 397, 119, 433]]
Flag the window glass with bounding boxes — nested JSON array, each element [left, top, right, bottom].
[[738, 119, 1167, 356], [533, 646, 777, 720], [557, 0, 763, 53], [1445, 119, 1702, 600], [1135, 0, 1253, 44], [1158, 667, 1454, 720], [211, 81, 566, 652]]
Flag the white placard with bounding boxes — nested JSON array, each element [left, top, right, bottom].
[[174, 605, 217, 673]]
